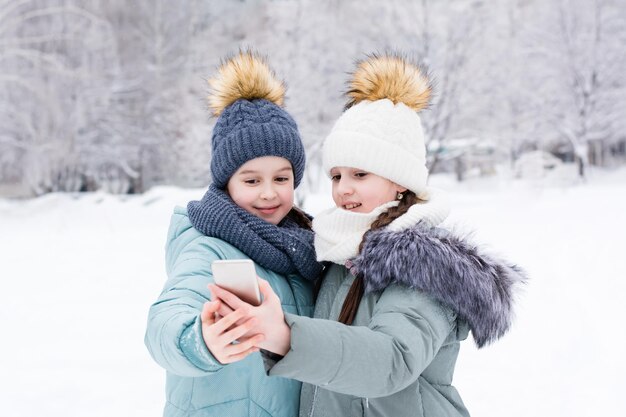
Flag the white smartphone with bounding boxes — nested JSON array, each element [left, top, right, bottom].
[[211, 259, 261, 306]]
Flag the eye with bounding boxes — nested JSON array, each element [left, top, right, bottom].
[[330, 174, 341, 182], [244, 178, 259, 185], [354, 172, 368, 178], [275, 176, 290, 183]]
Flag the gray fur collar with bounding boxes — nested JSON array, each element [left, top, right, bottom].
[[351, 225, 527, 348]]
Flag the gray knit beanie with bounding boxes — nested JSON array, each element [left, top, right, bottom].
[[208, 51, 305, 189]]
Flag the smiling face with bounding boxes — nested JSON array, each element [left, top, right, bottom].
[[330, 166, 407, 213], [227, 156, 295, 224]]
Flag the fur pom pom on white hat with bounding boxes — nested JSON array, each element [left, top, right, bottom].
[[323, 53, 433, 196]]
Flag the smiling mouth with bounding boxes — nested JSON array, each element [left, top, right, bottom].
[[343, 203, 362, 210], [256, 205, 280, 214]]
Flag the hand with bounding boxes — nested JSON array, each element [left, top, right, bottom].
[[208, 278, 292, 356], [208, 287, 256, 340], [200, 299, 265, 364]]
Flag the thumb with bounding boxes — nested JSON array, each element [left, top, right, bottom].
[[201, 300, 219, 325], [257, 278, 275, 302]]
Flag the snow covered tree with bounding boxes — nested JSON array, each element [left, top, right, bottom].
[[0, 0, 119, 195], [525, 0, 626, 177], [2, 0, 625, 197]]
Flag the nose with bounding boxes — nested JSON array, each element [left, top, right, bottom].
[[260, 182, 278, 200], [335, 177, 354, 196]]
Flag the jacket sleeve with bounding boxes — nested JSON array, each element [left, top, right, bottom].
[[144, 233, 225, 377], [268, 285, 455, 398]]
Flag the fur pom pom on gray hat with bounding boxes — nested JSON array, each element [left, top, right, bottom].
[[207, 50, 305, 189]]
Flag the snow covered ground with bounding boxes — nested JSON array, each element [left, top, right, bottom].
[[1, 168, 625, 417]]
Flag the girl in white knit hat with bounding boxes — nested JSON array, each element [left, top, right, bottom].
[[210, 53, 527, 417]]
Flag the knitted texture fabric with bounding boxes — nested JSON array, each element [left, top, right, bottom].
[[210, 98, 306, 189], [312, 187, 451, 265], [323, 99, 429, 196], [312, 201, 398, 264], [187, 184, 322, 281]]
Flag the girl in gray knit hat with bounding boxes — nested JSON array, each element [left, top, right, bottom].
[[144, 51, 322, 417], [210, 53, 527, 417]]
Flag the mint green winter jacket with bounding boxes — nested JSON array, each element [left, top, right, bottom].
[[268, 265, 470, 417], [265, 223, 525, 417], [145, 207, 314, 417]]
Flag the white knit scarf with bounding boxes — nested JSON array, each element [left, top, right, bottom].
[[313, 187, 451, 265]]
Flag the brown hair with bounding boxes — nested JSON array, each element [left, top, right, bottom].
[[337, 191, 421, 325], [285, 206, 313, 230]]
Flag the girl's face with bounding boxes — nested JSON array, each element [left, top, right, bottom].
[[330, 166, 407, 213], [227, 156, 294, 225]]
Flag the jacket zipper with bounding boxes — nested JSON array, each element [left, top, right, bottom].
[[285, 274, 302, 316], [308, 385, 319, 417]]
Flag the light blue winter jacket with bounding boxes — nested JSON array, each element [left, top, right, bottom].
[[145, 207, 315, 417]]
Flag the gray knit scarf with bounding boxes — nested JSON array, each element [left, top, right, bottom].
[[187, 184, 322, 281]]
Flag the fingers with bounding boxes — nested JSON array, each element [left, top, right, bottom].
[[209, 284, 248, 310], [223, 331, 265, 356], [203, 280, 280, 364], [202, 309, 265, 365], [207, 286, 237, 317], [210, 308, 246, 335], [221, 317, 261, 344], [201, 300, 220, 325], [216, 302, 245, 330], [207, 299, 221, 314], [257, 277, 274, 301], [221, 346, 260, 364], [216, 301, 234, 318]]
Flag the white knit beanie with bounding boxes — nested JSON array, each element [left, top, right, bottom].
[[322, 54, 432, 197]]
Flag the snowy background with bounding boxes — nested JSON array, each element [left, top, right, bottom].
[[2, 169, 626, 416], [1, 0, 625, 197], [2, 0, 626, 416]]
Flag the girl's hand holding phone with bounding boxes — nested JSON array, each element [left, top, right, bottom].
[[208, 278, 291, 356], [200, 299, 265, 364]]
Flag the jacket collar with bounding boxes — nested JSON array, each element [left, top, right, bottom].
[[351, 224, 527, 348]]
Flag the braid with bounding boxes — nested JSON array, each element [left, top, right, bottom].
[[338, 191, 423, 325], [358, 192, 419, 253]]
